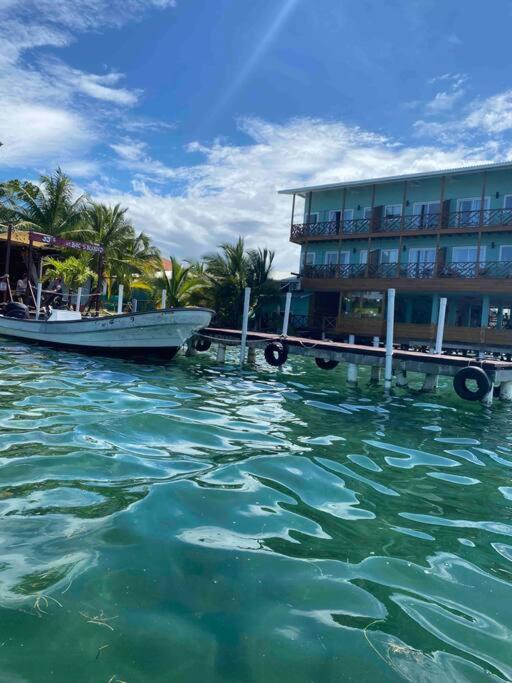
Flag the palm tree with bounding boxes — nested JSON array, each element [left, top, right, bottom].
[[81, 202, 160, 296], [202, 237, 277, 327], [152, 257, 204, 308], [44, 255, 97, 307], [0, 169, 86, 236]]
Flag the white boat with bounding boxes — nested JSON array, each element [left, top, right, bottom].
[[0, 306, 214, 356]]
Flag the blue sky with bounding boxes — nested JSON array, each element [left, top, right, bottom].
[[1, 0, 512, 274]]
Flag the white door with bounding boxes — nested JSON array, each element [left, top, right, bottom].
[[457, 198, 490, 226], [408, 248, 436, 277], [451, 246, 480, 276]]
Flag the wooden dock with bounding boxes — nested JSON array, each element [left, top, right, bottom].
[[197, 327, 512, 405]]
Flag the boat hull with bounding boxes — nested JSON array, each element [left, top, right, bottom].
[[0, 308, 213, 352]]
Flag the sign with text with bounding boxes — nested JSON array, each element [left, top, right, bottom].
[[29, 232, 104, 255]]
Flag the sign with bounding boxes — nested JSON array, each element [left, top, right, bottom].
[[29, 232, 104, 255]]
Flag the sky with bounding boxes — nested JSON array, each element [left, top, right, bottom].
[[2, 0, 512, 276]]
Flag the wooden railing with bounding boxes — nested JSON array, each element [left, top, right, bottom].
[[304, 261, 512, 281], [291, 208, 512, 241]]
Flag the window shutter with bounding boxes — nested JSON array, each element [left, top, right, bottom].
[[441, 199, 451, 228], [371, 206, 383, 232]]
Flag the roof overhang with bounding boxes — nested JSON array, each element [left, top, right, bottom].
[[278, 160, 512, 196]]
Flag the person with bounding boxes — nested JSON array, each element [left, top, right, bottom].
[[15, 273, 28, 301]]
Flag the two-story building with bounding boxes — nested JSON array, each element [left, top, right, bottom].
[[280, 161, 512, 351]]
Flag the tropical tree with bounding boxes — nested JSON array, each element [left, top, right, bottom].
[[44, 255, 97, 306], [81, 202, 160, 296], [0, 168, 86, 236], [150, 257, 204, 308], [202, 237, 277, 327]]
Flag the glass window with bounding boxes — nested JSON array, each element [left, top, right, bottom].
[[363, 207, 372, 219], [452, 246, 478, 262], [301, 251, 316, 266], [380, 249, 398, 264], [408, 248, 436, 264], [324, 252, 338, 265], [500, 245, 512, 261], [359, 250, 368, 264], [305, 212, 319, 223], [385, 204, 402, 217], [504, 196, 512, 209]]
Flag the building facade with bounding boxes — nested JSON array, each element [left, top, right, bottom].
[[280, 162, 512, 350]]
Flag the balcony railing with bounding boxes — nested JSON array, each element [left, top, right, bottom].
[[304, 261, 512, 281], [291, 208, 512, 241]]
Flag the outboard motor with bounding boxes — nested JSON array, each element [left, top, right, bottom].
[[4, 302, 29, 319]]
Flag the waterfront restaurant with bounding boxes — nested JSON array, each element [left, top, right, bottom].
[[280, 161, 512, 351]]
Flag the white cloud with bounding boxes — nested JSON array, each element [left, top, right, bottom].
[[93, 117, 494, 277], [425, 89, 465, 114], [465, 91, 512, 134], [0, 0, 173, 169]]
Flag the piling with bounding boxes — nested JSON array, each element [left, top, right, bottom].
[[384, 289, 395, 390], [161, 290, 167, 309], [434, 297, 447, 355], [117, 285, 124, 314], [216, 344, 226, 363], [35, 282, 42, 321], [239, 287, 251, 368], [282, 292, 292, 337], [76, 287, 82, 313], [500, 381, 512, 401], [370, 336, 380, 384], [347, 334, 358, 385]]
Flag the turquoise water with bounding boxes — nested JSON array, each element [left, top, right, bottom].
[[0, 341, 511, 682]]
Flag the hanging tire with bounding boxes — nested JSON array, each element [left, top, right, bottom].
[[194, 337, 211, 352], [315, 357, 338, 370], [453, 366, 492, 401], [264, 341, 288, 367]]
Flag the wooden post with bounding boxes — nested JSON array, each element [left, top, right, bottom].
[[370, 336, 380, 383], [347, 333, 358, 384], [117, 284, 124, 314], [398, 180, 407, 276], [95, 254, 103, 315], [290, 193, 296, 230], [35, 282, 42, 320], [282, 291, 292, 336], [365, 184, 376, 278], [27, 232, 33, 285], [216, 344, 226, 363], [500, 381, 512, 401], [434, 297, 447, 354], [384, 288, 395, 389], [240, 286, 251, 368], [476, 171, 487, 276], [3, 223, 12, 302]]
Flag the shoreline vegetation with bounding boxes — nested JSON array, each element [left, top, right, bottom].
[[0, 168, 279, 326]]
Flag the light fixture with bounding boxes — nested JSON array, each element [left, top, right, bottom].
[[406, 200, 410, 207], [357, 204, 361, 211], [496, 191, 500, 199], [353, 247, 357, 253], [491, 241, 496, 249], [402, 245, 407, 251]]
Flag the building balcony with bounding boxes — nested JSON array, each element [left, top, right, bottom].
[[302, 261, 512, 294], [290, 208, 512, 243]]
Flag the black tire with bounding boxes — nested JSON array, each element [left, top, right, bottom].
[[315, 357, 339, 370], [453, 366, 492, 402], [194, 337, 211, 352], [264, 341, 288, 367]]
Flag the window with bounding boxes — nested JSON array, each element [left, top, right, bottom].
[[304, 211, 319, 223], [385, 204, 402, 217], [301, 251, 316, 267], [499, 245, 512, 261], [451, 245, 484, 277], [359, 250, 368, 264], [328, 210, 341, 223], [380, 249, 398, 263], [324, 251, 338, 265], [408, 248, 436, 277], [504, 196, 512, 210], [363, 207, 372, 219], [457, 197, 490, 226], [413, 201, 440, 228]]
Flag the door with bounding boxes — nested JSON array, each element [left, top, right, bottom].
[[380, 249, 398, 277], [457, 198, 490, 227], [383, 204, 402, 231], [408, 248, 436, 277], [451, 245, 480, 277], [413, 202, 440, 229]]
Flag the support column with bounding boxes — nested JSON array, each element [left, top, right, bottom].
[[216, 344, 226, 363], [347, 334, 358, 385], [481, 295, 490, 328], [422, 373, 438, 392], [396, 362, 408, 387], [431, 294, 440, 324], [500, 381, 512, 401], [370, 336, 380, 384], [405, 298, 413, 323], [482, 381, 494, 407]]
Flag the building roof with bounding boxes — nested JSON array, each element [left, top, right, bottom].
[[278, 160, 512, 196]]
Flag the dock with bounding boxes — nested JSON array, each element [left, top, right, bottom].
[[196, 327, 512, 405]]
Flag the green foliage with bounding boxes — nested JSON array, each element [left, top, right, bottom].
[[150, 257, 204, 308], [0, 168, 86, 236], [44, 255, 97, 292]]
